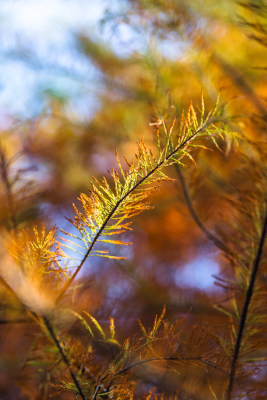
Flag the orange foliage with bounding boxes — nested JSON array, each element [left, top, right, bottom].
[[0, 1, 266, 399]]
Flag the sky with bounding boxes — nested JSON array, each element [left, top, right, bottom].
[[174, 254, 220, 291], [0, 0, 107, 117], [0, 0, 183, 119]]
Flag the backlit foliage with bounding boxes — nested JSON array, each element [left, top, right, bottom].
[[0, 1, 266, 399], [57, 96, 233, 303]]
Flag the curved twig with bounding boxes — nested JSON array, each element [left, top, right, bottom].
[[114, 356, 228, 377], [174, 163, 234, 257], [92, 356, 229, 400]]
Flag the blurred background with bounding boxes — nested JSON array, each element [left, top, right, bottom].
[[0, 0, 266, 398]]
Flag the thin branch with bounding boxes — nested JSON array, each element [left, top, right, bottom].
[[0, 147, 17, 231], [212, 53, 267, 120], [174, 163, 234, 257], [0, 262, 86, 398], [114, 356, 229, 377], [92, 356, 229, 400], [56, 120, 217, 304], [43, 316, 87, 400], [225, 211, 267, 400], [0, 151, 86, 398]]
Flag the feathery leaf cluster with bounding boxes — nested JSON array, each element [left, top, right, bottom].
[[57, 95, 234, 303]]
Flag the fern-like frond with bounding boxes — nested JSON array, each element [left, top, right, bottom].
[[57, 96, 235, 303], [0, 226, 67, 313], [7, 225, 66, 286]]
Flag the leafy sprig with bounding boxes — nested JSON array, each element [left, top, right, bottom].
[[57, 95, 234, 303]]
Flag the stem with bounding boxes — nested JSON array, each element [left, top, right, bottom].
[[113, 356, 228, 377], [0, 148, 17, 231], [93, 356, 228, 399], [43, 316, 87, 400], [0, 257, 86, 398], [56, 122, 214, 304], [211, 53, 267, 120], [225, 211, 267, 400], [174, 163, 233, 256]]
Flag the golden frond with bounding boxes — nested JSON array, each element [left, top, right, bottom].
[[57, 96, 235, 303]]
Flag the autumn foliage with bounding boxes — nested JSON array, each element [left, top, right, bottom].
[[0, 1, 266, 399]]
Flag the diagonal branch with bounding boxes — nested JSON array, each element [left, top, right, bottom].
[[43, 316, 87, 400], [56, 121, 215, 304], [211, 53, 267, 121], [0, 265, 86, 399], [225, 211, 267, 400]]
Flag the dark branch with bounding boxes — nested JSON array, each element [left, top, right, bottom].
[[43, 316, 87, 400], [114, 356, 229, 377], [211, 53, 267, 121], [0, 255, 86, 398], [225, 211, 267, 400]]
